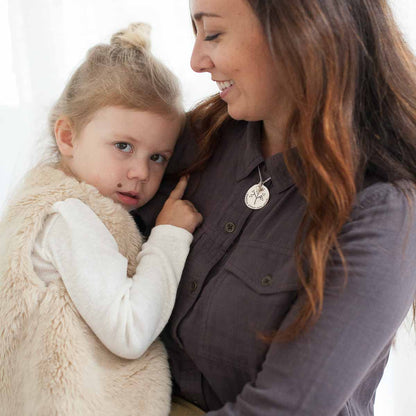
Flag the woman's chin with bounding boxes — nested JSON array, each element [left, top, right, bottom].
[[225, 101, 262, 122], [226, 106, 246, 121]]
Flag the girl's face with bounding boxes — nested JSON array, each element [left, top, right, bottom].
[[190, 0, 284, 123], [57, 106, 181, 210]]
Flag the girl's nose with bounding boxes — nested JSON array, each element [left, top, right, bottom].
[[190, 39, 214, 73], [128, 162, 149, 182]]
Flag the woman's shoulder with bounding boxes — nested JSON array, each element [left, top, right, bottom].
[[166, 115, 247, 174], [348, 177, 416, 235], [165, 119, 199, 174], [355, 178, 415, 210]]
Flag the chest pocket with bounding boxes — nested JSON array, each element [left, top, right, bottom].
[[224, 240, 299, 294], [199, 241, 300, 374]]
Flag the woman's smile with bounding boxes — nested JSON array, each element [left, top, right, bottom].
[[216, 79, 235, 98], [190, 0, 285, 124]]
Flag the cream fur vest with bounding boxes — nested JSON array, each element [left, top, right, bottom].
[[0, 165, 171, 416]]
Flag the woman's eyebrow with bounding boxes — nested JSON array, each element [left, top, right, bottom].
[[193, 12, 221, 21]]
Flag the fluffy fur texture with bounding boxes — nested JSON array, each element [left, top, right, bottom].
[[0, 165, 171, 416]]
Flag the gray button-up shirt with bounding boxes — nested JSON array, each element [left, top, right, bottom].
[[137, 120, 416, 415]]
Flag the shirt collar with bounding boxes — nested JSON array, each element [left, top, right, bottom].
[[236, 121, 295, 193]]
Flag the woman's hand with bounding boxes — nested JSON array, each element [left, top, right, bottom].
[[155, 176, 203, 233]]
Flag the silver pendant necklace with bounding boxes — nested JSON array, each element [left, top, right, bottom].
[[244, 166, 272, 210]]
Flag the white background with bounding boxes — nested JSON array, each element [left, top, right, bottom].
[[0, 1, 415, 414]]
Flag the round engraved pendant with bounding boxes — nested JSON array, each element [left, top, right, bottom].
[[244, 184, 270, 210]]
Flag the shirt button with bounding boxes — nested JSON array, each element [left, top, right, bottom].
[[261, 274, 273, 286], [224, 222, 236, 233], [190, 280, 198, 293]]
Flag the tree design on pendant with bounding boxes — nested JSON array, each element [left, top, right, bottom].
[[244, 183, 270, 209]]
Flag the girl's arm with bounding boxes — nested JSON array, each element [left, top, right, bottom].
[[38, 197, 193, 360]]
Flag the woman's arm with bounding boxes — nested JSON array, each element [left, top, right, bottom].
[[40, 198, 193, 359], [206, 184, 416, 415]]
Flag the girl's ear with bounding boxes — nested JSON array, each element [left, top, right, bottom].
[[55, 117, 75, 157]]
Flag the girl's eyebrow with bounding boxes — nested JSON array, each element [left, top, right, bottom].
[[113, 134, 139, 143], [193, 12, 221, 21]]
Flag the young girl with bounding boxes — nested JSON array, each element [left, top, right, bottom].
[[0, 23, 202, 416]]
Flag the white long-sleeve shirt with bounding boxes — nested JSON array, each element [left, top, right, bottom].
[[31, 198, 192, 359]]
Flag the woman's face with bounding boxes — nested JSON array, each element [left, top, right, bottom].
[[190, 0, 284, 123]]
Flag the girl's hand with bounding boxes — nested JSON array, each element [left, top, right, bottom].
[[155, 176, 203, 233]]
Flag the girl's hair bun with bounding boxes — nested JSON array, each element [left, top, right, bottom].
[[110, 22, 151, 51]]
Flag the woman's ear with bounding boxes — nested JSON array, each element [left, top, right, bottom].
[[55, 116, 75, 157]]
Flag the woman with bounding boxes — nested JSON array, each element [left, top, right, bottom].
[[138, 0, 416, 414]]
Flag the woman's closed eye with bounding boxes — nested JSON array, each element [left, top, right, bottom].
[[204, 33, 221, 41], [115, 142, 133, 153]]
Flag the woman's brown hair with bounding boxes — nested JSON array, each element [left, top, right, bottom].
[[188, 0, 416, 339]]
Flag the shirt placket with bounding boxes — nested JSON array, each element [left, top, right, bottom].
[[169, 173, 258, 350]]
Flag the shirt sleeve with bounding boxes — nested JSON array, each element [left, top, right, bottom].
[[206, 185, 416, 415], [43, 198, 193, 360]]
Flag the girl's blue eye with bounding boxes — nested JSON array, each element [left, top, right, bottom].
[[150, 154, 166, 164], [204, 33, 220, 41], [115, 142, 133, 153]]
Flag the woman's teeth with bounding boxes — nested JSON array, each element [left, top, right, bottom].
[[216, 80, 234, 91]]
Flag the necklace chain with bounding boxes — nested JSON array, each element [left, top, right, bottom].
[[257, 166, 271, 187]]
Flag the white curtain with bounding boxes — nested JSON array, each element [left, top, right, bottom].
[[0, 1, 415, 414]]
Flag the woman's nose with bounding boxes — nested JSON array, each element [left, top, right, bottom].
[[128, 162, 149, 182], [190, 39, 214, 73]]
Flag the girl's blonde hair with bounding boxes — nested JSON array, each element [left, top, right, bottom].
[[47, 22, 182, 159]]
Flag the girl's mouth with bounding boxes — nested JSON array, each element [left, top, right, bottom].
[[116, 191, 139, 206]]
